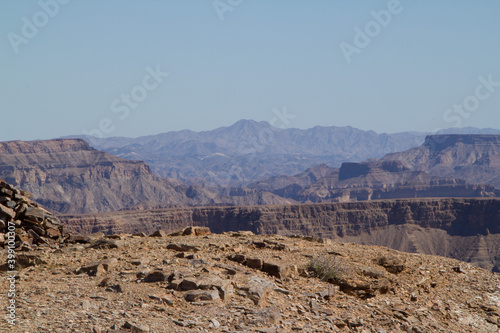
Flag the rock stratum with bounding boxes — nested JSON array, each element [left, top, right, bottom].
[[60, 197, 500, 272]]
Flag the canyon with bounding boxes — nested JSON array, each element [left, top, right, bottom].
[[60, 197, 500, 272], [2, 130, 500, 274]]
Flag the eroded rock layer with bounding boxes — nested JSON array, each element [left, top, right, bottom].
[[60, 198, 500, 271]]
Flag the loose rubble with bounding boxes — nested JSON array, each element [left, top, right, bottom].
[[2, 224, 500, 332]]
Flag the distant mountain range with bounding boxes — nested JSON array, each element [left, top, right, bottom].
[[69, 120, 500, 187]]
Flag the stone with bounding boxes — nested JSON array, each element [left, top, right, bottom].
[[88, 239, 121, 249], [182, 226, 211, 236], [230, 230, 255, 237], [262, 262, 292, 279], [15, 203, 28, 217], [81, 300, 91, 311], [0, 203, 15, 220], [166, 243, 200, 252], [241, 275, 275, 306], [143, 270, 169, 283], [4, 200, 16, 209], [209, 318, 221, 329], [150, 230, 167, 237], [377, 255, 405, 274], [15, 241, 33, 251], [197, 275, 234, 300], [360, 265, 386, 278], [30, 225, 46, 236], [228, 254, 246, 263], [105, 234, 123, 239], [190, 259, 207, 268], [245, 258, 264, 270], [178, 279, 199, 291], [130, 258, 149, 266], [122, 321, 150, 333], [184, 289, 220, 302], [105, 284, 123, 293], [69, 234, 93, 244], [0, 187, 13, 197], [253, 306, 282, 325], [27, 229, 41, 242], [23, 207, 46, 222], [253, 241, 267, 248], [148, 294, 174, 306], [45, 228, 61, 239], [98, 278, 111, 287], [76, 258, 117, 276], [14, 254, 47, 269]]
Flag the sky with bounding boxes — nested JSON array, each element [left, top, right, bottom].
[[1, 0, 500, 141]]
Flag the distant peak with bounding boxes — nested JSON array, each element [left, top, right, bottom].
[[230, 119, 272, 128]]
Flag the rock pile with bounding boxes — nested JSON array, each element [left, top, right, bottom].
[[0, 179, 67, 251]]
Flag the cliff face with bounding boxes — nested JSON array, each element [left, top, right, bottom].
[[60, 198, 500, 271], [383, 134, 500, 187], [0, 139, 223, 214], [261, 135, 500, 203]]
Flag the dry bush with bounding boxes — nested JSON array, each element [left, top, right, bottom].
[[307, 255, 346, 283]]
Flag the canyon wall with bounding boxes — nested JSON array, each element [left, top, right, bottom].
[[60, 198, 500, 271]]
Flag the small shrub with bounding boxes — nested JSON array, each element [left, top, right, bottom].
[[307, 255, 345, 283]]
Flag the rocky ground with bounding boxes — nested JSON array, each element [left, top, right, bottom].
[[2, 227, 500, 333]]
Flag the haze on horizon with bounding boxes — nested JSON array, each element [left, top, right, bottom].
[[1, 0, 500, 142]]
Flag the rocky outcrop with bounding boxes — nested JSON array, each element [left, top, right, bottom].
[[0, 179, 67, 251], [60, 198, 500, 271], [297, 161, 499, 202], [259, 134, 500, 203], [383, 134, 500, 187]]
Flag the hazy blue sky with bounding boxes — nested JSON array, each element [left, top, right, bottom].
[[1, 0, 499, 141]]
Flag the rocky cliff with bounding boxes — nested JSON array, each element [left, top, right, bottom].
[[0, 139, 227, 214], [255, 134, 500, 203], [60, 198, 500, 271], [383, 134, 500, 187]]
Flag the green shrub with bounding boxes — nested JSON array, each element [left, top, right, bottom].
[[307, 255, 345, 282]]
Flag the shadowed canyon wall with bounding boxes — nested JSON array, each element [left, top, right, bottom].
[[60, 198, 500, 271]]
